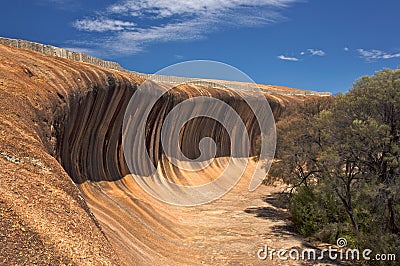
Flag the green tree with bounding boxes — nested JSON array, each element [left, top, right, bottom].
[[269, 68, 400, 252]]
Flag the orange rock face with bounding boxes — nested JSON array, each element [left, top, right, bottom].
[[0, 42, 318, 265]]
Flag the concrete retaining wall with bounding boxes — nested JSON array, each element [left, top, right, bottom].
[[0, 37, 124, 71]]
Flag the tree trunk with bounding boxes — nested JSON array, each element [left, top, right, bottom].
[[334, 186, 359, 233], [387, 197, 399, 234], [348, 210, 359, 233]]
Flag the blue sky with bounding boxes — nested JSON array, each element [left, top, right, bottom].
[[1, 0, 400, 93]]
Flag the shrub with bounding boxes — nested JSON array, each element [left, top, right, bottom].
[[289, 186, 327, 236]]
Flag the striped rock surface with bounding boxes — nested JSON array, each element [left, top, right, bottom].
[[0, 43, 316, 265]]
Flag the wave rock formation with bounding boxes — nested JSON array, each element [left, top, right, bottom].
[[0, 40, 323, 265]]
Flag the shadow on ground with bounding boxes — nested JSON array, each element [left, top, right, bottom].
[[244, 206, 288, 221], [244, 192, 296, 237], [264, 191, 290, 209], [244, 191, 351, 266]]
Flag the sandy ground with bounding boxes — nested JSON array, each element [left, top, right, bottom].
[[81, 158, 338, 265]]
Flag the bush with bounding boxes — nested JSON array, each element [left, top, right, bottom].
[[289, 186, 327, 236]]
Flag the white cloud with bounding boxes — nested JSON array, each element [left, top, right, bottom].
[[174, 54, 184, 59], [107, 0, 295, 18], [278, 55, 299, 61], [298, 48, 326, 58], [344, 47, 349, 52], [101, 20, 203, 54], [72, 0, 300, 54], [357, 49, 400, 61], [74, 18, 136, 32], [307, 49, 325, 56]]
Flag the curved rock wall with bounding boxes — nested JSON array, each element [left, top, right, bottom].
[[0, 42, 314, 264], [58, 81, 281, 185]]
